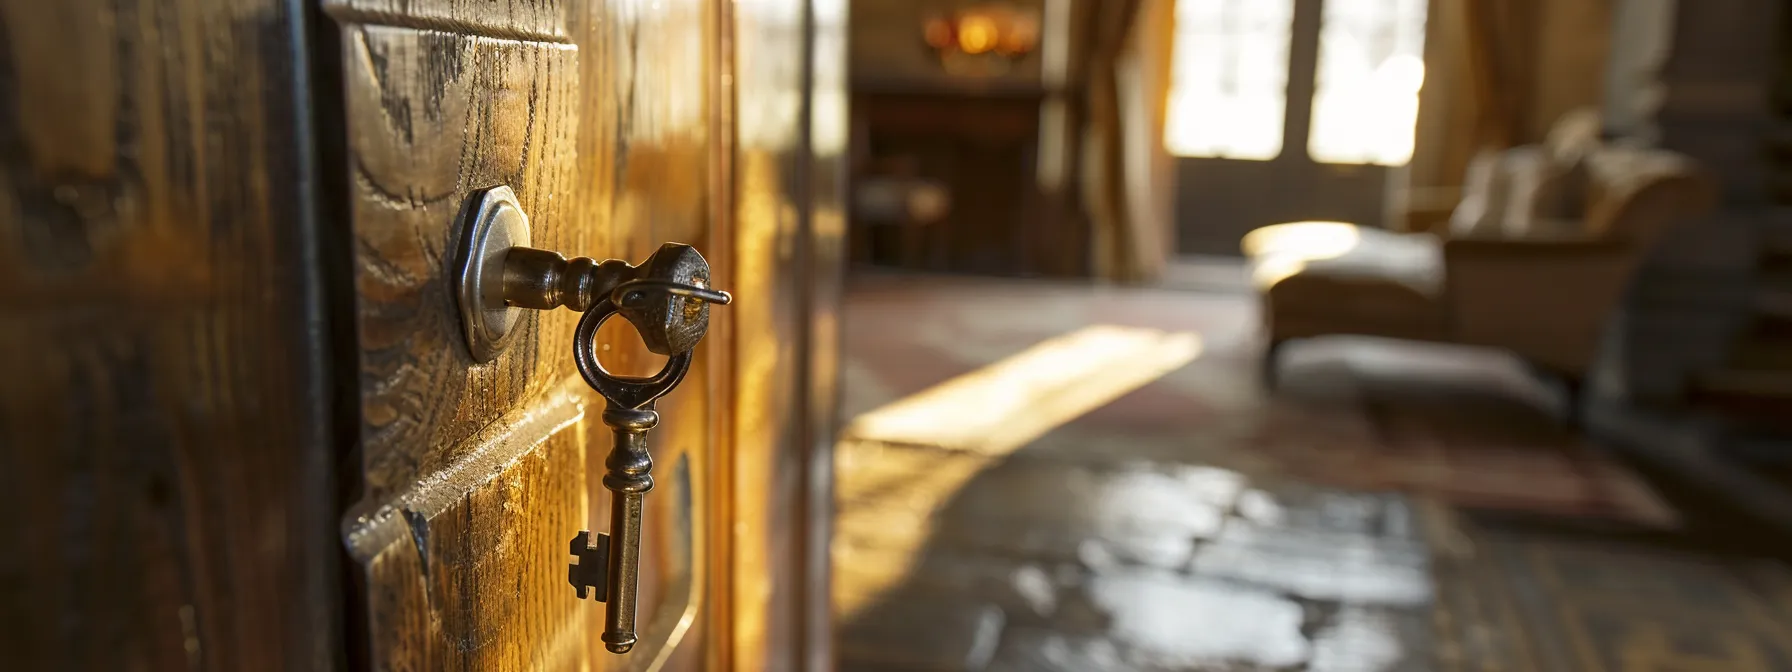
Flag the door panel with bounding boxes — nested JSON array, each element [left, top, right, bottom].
[[351, 392, 590, 669], [328, 13, 600, 670], [338, 24, 581, 501]]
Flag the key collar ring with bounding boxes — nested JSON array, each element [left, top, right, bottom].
[[573, 298, 693, 410]]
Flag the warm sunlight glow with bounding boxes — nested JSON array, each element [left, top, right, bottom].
[[1164, 0, 1294, 160], [1240, 221, 1363, 286], [1240, 221, 1361, 258], [844, 326, 1203, 453], [834, 325, 1203, 616], [1166, 0, 1427, 164], [1307, 0, 1428, 165]]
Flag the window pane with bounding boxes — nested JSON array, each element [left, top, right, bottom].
[[1308, 0, 1428, 165], [1164, 0, 1295, 160]]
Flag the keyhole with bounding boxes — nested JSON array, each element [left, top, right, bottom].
[[593, 314, 669, 378]]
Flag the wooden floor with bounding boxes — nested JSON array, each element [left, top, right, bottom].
[[832, 270, 1792, 671]]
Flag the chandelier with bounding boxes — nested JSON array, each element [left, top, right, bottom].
[[921, 4, 1041, 77]]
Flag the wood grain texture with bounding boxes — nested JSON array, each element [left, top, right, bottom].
[[343, 25, 580, 501], [0, 0, 339, 669], [347, 383, 590, 670]]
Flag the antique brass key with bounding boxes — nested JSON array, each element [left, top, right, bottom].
[[450, 185, 729, 654], [566, 274, 727, 653]]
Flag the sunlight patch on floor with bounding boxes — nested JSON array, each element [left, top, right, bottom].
[[843, 325, 1203, 454], [834, 325, 1204, 616]]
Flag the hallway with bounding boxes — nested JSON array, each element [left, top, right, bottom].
[[832, 272, 1792, 671]]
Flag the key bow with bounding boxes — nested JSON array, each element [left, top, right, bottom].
[[571, 277, 730, 409]]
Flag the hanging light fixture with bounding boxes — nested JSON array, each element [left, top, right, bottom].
[[921, 4, 1041, 77]]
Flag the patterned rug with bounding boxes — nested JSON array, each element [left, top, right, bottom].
[[1426, 509, 1792, 671], [1259, 338, 1680, 528]]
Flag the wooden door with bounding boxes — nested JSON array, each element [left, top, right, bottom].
[[2, 0, 841, 668], [325, 0, 842, 670]]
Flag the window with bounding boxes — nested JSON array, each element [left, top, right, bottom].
[[1164, 0, 1295, 160], [1308, 0, 1427, 165], [1164, 0, 1427, 165]]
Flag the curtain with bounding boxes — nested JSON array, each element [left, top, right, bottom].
[[1080, 0, 1176, 283]]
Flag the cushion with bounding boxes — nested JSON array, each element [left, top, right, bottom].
[[1449, 150, 1509, 238], [1243, 222, 1445, 339], [1525, 153, 1594, 236], [1544, 107, 1603, 161], [1492, 109, 1601, 239], [1500, 146, 1593, 239]]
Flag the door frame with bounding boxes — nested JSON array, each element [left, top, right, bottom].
[[706, 0, 848, 669]]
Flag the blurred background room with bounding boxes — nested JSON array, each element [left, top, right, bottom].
[[831, 0, 1792, 670]]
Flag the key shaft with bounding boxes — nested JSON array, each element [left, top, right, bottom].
[[598, 404, 657, 654]]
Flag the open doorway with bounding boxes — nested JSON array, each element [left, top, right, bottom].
[[1170, 0, 1427, 254]]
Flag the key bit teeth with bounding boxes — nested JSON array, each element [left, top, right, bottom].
[[568, 530, 609, 600]]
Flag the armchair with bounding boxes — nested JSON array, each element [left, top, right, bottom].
[[1244, 142, 1716, 401]]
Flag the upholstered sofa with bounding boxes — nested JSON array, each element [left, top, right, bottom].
[[1245, 133, 1716, 402]]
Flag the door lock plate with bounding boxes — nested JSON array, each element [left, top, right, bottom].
[[452, 185, 532, 363]]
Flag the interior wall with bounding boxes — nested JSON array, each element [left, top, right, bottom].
[[1600, 0, 1780, 403]]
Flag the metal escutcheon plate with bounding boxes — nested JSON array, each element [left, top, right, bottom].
[[453, 186, 532, 363]]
